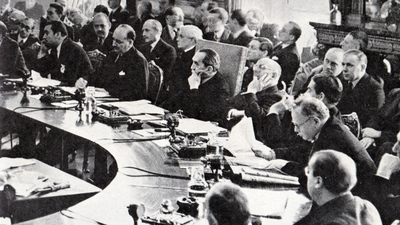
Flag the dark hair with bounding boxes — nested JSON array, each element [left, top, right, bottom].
[[312, 74, 343, 105], [253, 37, 273, 55], [311, 150, 357, 194], [0, 21, 7, 36], [46, 20, 68, 36], [49, 3, 64, 16], [199, 48, 220, 71], [164, 6, 182, 17], [118, 24, 136, 41], [349, 30, 368, 52], [231, 9, 247, 27], [94, 4, 110, 16], [205, 183, 250, 225], [209, 7, 228, 24], [169, 0, 176, 5], [207, 2, 218, 11], [288, 21, 301, 42], [139, 0, 152, 13]]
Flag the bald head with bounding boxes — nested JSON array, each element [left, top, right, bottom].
[[112, 24, 135, 54], [253, 57, 282, 88], [142, 19, 162, 44], [93, 13, 111, 39], [323, 48, 344, 76], [177, 25, 203, 50]]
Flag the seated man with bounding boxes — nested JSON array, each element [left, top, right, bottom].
[[291, 46, 340, 96], [205, 182, 251, 225], [95, 24, 149, 101], [203, 7, 230, 43], [169, 25, 202, 96], [160, 6, 184, 49], [295, 150, 382, 225], [225, 57, 285, 139], [33, 20, 92, 86], [226, 9, 254, 47], [241, 37, 273, 91], [6, 10, 25, 35], [245, 9, 280, 46], [9, 18, 39, 51], [0, 21, 29, 77], [39, 3, 74, 41], [271, 21, 301, 89], [162, 48, 230, 125], [138, 19, 176, 100], [337, 49, 385, 126], [287, 96, 376, 195]]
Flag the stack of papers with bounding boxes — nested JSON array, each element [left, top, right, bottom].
[[0, 158, 35, 171], [27, 71, 61, 87], [176, 118, 226, 135], [101, 100, 165, 115]]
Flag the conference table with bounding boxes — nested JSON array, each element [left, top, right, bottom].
[[0, 90, 310, 225]]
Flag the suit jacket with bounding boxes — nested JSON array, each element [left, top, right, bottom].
[[294, 193, 382, 225], [9, 34, 40, 51], [311, 117, 377, 192], [203, 29, 231, 44], [83, 33, 114, 55], [95, 47, 149, 101], [227, 29, 254, 47], [225, 86, 285, 139], [162, 72, 230, 125], [337, 73, 385, 126], [109, 6, 130, 32], [33, 38, 93, 86], [271, 43, 300, 89], [169, 47, 196, 95], [0, 36, 29, 76], [161, 26, 178, 49], [138, 39, 177, 90]]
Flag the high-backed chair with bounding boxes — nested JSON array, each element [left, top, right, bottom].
[[196, 39, 248, 97]]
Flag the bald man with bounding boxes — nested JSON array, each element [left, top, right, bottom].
[[95, 24, 149, 101], [169, 25, 203, 95]]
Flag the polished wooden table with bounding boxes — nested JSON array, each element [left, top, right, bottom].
[[1, 91, 306, 225]]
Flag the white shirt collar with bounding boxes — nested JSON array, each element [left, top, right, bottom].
[[281, 43, 290, 49], [351, 73, 365, 88], [184, 45, 195, 52], [17, 35, 28, 44], [150, 39, 160, 51], [55, 41, 63, 58]]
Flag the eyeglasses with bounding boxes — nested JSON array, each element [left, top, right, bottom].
[[293, 117, 312, 131], [20, 24, 33, 30]]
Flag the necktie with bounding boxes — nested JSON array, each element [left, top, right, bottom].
[[50, 48, 58, 59], [173, 29, 178, 43]]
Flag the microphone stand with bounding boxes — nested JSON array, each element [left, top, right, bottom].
[[20, 70, 29, 105]]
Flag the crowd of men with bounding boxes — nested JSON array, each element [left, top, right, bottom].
[[2, 0, 400, 224]]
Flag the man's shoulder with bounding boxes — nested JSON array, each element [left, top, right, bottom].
[[360, 73, 383, 89], [154, 39, 175, 53], [2, 36, 18, 49]]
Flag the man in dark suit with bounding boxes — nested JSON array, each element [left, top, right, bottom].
[[108, 0, 130, 32], [337, 49, 385, 127], [160, 6, 184, 49], [138, 19, 176, 100], [162, 49, 230, 125], [226, 9, 254, 47], [289, 96, 377, 195], [33, 21, 92, 86], [271, 21, 301, 89], [203, 7, 230, 43], [0, 21, 29, 76], [155, 0, 175, 27], [245, 9, 280, 46], [241, 37, 273, 91], [225, 58, 285, 138], [9, 18, 39, 51], [39, 3, 74, 41], [95, 24, 149, 101], [169, 25, 202, 96], [82, 13, 113, 54], [295, 150, 382, 225]]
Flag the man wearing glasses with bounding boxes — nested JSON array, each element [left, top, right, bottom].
[[9, 18, 38, 51], [95, 24, 149, 101]]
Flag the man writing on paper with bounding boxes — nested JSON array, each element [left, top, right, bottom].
[[162, 48, 230, 125], [33, 20, 92, 86], [224, 57, 285, 141], [295, 150, 382, 225]]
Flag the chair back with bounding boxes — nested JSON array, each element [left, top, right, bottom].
[[342, 112, 361, 139], [146, 62, 164, 105]]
